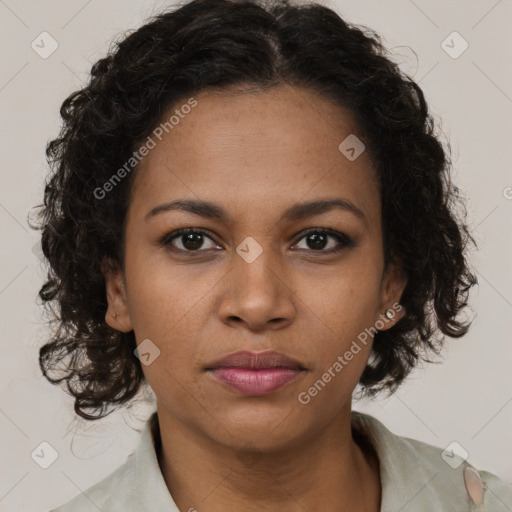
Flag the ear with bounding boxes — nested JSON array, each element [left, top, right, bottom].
[[101, 257, 133, 333], [376, 258, 407, 331]]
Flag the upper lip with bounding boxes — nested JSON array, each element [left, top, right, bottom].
[[205, 350, 305, 370]]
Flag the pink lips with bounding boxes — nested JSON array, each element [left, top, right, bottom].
[[206, 350, 305, 396]]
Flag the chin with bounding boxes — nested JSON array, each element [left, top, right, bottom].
[[205, 402, 313, 452]]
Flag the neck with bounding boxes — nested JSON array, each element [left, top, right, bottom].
[[155, 406, 381, 512]]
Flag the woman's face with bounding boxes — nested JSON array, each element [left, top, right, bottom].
[[105, 84, 406, 450]]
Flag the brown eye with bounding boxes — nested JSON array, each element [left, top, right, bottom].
[[293, 229, 353, 253], [161, 228, 220, 252]]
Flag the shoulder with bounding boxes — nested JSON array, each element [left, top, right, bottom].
[[404, 434, 512, 511], [352, 410, 512, 511], [48, 453, 138, 512], [48, 412, 178, 512]]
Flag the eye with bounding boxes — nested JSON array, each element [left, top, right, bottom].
[[160, 228, 220, 253], [160, 227, 354, 255], [292, 228, 354, 253]]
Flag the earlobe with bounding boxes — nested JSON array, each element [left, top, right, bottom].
[[101, 257, 133, 333], [380, 304, 406, 329], [378, 260, 407, 330]]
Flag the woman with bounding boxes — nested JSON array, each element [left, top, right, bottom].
[[32, 0, 512, 510]]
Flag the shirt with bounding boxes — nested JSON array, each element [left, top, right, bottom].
[[49, 410, 512, 511]]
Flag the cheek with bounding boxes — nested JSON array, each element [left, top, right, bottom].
[[301, 259, 382, 391], [309, 265, 382, 340], [299, 286, 376, 413], [122, 251, 196, 377], [123, 243, 204, 335]]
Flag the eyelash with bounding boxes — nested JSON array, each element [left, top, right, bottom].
[[159, 227, 354, 255]]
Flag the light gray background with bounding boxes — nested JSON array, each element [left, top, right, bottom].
[[1, 1, 511, 511]]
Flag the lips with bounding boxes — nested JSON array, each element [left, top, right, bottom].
[[206, 350, 305, 371], [205, 350, 306, 395]]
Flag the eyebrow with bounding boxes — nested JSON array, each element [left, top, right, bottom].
[[145, 198, 366, 224]]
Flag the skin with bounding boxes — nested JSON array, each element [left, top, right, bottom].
[[103, 83, 407, 512]]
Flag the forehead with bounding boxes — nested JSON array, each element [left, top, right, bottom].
[[128, 84, 380, 224]]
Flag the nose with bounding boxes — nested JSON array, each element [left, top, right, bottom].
[[217, 244, 296, 332]]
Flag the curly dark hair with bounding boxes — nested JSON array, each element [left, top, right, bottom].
[[29, 0, 477, 421]]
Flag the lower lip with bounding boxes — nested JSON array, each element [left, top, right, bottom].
[[208, 368, 303, 395]]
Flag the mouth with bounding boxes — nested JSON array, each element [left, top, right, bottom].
[[205, 350, 306, 396]]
